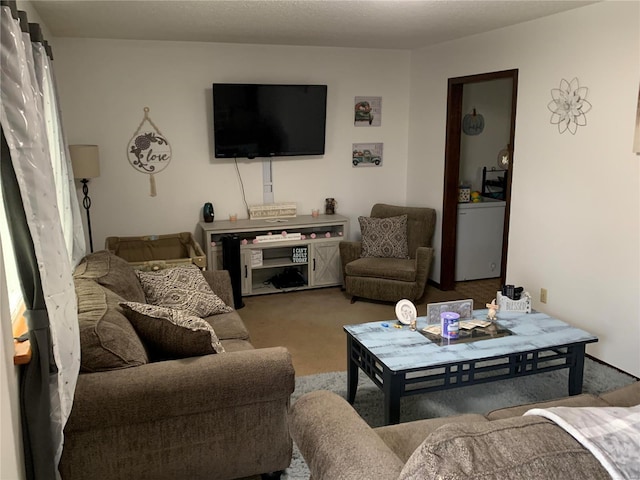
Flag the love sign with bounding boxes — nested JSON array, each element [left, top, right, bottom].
[[127, 107, 172, 196]]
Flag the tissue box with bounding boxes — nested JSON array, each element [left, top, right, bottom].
[[496, 291, 532, 313], [458, 187, 471, 203]]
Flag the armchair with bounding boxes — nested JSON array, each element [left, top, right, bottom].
[[339, 204, 436, 303]]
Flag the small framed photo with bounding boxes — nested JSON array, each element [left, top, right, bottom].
[[352, 142, 383, 167], [354, 96, 382, 127], [426, 299, 474, 324]]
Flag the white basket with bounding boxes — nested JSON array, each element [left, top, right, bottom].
[[496, 291, 531, 313]]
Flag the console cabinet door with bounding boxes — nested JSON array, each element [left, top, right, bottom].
[[311, 241, 342, 286]]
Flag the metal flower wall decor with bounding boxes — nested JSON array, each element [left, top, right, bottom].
[[547, 78, 592, 135]]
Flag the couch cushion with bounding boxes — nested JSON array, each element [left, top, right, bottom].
[[74, 250, 146, 303], [359, 215, 409, 259], [75, 279, 149, 372], [345, 257, 416, 282], [220, 338, 255, 352], [485, 393, 609, 420], [136, 265, 233, 317], [375, 413, 488, 463], [399, 415, 610, 480], [203, 310, 251, 341], [121, 302, 225, 359]]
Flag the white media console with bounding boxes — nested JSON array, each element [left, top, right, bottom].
[[199, 214, 349, 296]]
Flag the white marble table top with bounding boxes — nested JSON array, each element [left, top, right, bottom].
[[344, 310, 598, 372]]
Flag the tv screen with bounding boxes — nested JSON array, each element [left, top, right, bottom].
[[213, 83, 327, 159]]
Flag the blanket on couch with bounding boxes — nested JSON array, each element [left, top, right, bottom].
[[525, 405, 640, 480]]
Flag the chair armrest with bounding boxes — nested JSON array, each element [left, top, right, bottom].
[[289, 391, 404, 480], [339, 241, 362, 285], [414, 246, 434, 301], [66, 346, 294, 432], [201, 269, 234, 306]]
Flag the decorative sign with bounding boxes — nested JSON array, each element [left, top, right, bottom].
[[292, 246, 308, 263], [127, 107, 172, 196]]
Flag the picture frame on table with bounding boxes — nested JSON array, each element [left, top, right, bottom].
[[426, 299, 474, 324]]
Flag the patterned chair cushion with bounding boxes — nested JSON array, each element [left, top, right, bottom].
[[359, 214, 409, 259], [135, 265, 233, 317], [121, 302, 225, 359]]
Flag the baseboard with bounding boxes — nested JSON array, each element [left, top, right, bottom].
[[586, 354, 639, 381]]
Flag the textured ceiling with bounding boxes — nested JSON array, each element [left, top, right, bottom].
[[31, 0, 598, 50]]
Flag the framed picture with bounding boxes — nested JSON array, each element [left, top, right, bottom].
[[426, 299, 474, 324], [352, 142, 383, 167], [354, 96, 382, 127]]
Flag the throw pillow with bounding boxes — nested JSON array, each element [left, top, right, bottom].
[[359, 215, 409, 259], [73, 250, 147, 303], [135, 265, 233, 317], [75, 278, 149, 372], [121, 302, 225, 358]]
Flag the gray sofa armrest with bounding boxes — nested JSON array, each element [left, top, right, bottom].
[[201, 269, 234, 307], [66, 346, 294, 431], [289, 390, 404, 480]]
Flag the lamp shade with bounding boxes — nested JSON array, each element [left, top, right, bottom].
[[69, 145, 100, 179]]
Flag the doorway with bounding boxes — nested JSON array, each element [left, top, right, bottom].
[[439, 69, 518, 291]]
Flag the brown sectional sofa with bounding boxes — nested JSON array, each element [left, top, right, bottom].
[[59, 251, 295, 480], [289, 381, 640, 479]]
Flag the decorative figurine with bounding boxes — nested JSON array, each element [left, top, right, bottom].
[[486, 299, 499, 321]]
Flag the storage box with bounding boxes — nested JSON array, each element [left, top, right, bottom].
[[105, 232, 206, 271]]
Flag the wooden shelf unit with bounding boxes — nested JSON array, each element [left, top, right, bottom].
[[199, 214, 349, 296]]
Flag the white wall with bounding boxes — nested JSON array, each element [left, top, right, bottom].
[[53, 40, 411, 247], [408, 1, 640, 376], [0, 245, 25, 480]]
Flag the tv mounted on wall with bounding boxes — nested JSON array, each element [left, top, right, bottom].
[[213, 83, 327, 159]]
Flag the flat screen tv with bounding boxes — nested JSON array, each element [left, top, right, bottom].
[[213, 83, 327, 159]]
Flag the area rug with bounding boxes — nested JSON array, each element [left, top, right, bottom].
[[281, 357, 637, 479]]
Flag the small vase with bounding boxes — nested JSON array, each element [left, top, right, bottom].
[[203, 202, 215, 222]]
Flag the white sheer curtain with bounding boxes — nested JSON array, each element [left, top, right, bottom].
[[1, 5, 83, 475], [31, 38, 85, 265]]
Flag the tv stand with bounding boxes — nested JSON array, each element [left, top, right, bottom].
[[198, 214, 349, 296]]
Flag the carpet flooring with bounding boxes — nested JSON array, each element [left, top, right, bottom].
[[241, 279, 501, 375]]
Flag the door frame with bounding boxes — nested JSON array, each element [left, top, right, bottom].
[[439, 69, 518, 291]]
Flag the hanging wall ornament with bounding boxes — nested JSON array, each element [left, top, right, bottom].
[[462, 107, 485, 135], [127, 107, 172, 196], [547, 78, 592, 135]]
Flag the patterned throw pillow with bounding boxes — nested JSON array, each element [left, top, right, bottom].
[[121, 302, 225, 358], [135, 265, 233, 317], [359, 214, 409, 259]]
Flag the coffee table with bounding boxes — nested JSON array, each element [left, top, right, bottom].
[[344, 310, 598, 425]]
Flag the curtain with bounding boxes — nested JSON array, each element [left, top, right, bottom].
[[1, 2, 83, 478]]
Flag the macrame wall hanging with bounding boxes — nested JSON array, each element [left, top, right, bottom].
[[127, 107, 171, 196]]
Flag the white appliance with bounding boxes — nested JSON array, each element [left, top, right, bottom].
[[455, 198, 506, 281]]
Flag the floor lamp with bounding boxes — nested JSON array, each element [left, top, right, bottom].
[[69, 145, 100, 253]]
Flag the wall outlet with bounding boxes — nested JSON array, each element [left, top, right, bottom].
[[540, 288, 548, 304]]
